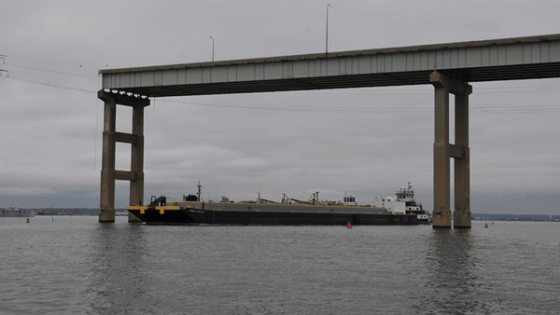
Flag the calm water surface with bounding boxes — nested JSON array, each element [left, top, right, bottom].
[[0, 216, 558, 314]]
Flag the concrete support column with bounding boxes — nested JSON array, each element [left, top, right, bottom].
[[99, 96, 117, 223], [431, 73, 452, 228], [430, 72, 472, 229], [129, 105, 144, 222], [98, 90, 150, 223], [454, 90, 471, 228]]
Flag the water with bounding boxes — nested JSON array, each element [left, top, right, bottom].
[[1, 216, 558, 315]]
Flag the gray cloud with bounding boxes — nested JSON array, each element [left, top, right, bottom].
[[0, 0, 558, 214]]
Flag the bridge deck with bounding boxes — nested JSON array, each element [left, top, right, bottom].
[[100, 34, 560, 97]]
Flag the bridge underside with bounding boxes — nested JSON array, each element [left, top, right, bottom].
[[98, 34, 560, 228], [108, 63, 560, 97]]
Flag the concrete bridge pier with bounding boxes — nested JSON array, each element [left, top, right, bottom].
[[430, 72, 472, 229], [98, 90, 150, 223]]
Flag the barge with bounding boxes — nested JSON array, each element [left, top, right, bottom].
[[127, 185, 418, 226]]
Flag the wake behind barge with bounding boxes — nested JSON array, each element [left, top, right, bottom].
[[127, 189, 418, 226]]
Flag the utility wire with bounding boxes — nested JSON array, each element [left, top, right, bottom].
[[4, 76, 97, 93], [4, 53, 100, 70], [152, 98, 560, 114], [3, 68, 559, 114], [6, 62, 96, 79], [5, 75, 557, 114]]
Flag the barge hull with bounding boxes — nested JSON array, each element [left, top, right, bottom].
[[127, 208, 418, 225]]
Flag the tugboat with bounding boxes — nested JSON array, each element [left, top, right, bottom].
[[374, 183, 431, 224]]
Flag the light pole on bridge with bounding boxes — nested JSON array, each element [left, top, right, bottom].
[[210, 36, 214, 62], [326, 4, 331, 54]]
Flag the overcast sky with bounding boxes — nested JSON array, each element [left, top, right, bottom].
[[1, 0, 559, 214]]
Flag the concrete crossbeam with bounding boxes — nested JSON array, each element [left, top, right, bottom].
[[450, 144, 465, 159], [114, 132, 138, 144], [98, 90, 150, 107]]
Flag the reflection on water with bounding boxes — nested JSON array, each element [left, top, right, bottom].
[[1, 217, 558, 314], [425, 229, 489, 314], [87, 223, 148, 314]]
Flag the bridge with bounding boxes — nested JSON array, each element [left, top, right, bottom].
[[98, 34, 560, 228]]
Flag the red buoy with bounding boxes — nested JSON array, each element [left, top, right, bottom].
[[347, 222, 352, 229], [484, 223, 488, 228]]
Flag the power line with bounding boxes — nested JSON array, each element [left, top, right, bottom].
[[5, 76, 96, 93], [4, 53, 100, 70], [6, 62, 96, 79], [152, 98, 560, 114], [2, 71, 559, 114]]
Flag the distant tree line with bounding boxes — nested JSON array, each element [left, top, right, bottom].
[[472, 214, 560, 221], [34, 208, 127, 216]]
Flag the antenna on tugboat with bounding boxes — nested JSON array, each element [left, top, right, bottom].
[[197, 181, 202, 201]]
